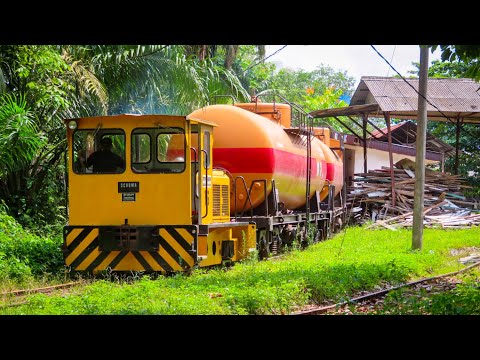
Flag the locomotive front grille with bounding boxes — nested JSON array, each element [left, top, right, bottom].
[[98, 226, 159, 252]]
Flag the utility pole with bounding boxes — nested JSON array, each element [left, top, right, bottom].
[[412, 46, 429, 250]]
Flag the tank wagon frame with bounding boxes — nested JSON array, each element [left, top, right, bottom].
[[232, 179, 345, 258]]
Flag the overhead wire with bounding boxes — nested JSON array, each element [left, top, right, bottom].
[[244, 45, 288, 73]]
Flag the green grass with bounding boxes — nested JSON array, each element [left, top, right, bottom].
[[354, 272, 480, 315], [0, 226, 478, 315]]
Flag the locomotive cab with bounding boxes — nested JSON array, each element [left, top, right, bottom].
[[63, 114, 256, 274]]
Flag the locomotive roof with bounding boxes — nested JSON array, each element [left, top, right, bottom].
[[63, 113, 187, 123], [64, 114, 218, 128]]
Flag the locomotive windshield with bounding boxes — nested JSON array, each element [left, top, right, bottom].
[[71, 127, 186, 175], [72, 129, 126, 174], [132, 127, 186, 173]]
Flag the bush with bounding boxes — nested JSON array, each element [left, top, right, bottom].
[[0, 208, 64, 281]]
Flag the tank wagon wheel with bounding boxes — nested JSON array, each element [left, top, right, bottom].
[[296, 227, 310, 249], [311, 226, 321, 244], [271, 227, 283, 255], [257, 229, 270, 260], [280, 225, 295, 250]]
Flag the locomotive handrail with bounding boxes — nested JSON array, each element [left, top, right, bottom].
[[233, 176, 254, 219], [201, 149, 209, 219], [190, 147, 197, 215]]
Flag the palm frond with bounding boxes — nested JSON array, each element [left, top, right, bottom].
[[62, 50, 109, 115], [0, 93, 45, 175], [59, 45, 250, 116]]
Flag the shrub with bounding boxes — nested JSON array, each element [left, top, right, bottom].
[[0, 208, 64, 281]]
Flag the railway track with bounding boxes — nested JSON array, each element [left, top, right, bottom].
[[0, 281, 83, 308], [293, 260, 480, 315]]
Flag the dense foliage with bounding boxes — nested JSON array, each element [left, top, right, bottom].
[[430, 45, 480, 80], [0, 205, 64, 282]]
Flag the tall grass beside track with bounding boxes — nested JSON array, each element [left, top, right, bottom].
[[0, 226, 479, 315]]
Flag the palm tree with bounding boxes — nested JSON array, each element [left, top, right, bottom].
[[61, 45, 250, 115], [0, 44, 251, 228]]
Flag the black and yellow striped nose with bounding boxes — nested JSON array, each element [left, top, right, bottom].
[[63, 225, 198, 274]]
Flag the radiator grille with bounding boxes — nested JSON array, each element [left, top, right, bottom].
[[222, 185, 229, 216], [213, 184, 221, 216]]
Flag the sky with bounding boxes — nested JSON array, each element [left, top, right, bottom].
[[265, 45, 441, 87]]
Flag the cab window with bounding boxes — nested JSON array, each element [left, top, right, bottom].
[[132, 127, 185, 173], [72, 129, 126, 174]]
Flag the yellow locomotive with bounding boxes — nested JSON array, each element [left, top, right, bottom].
[[63, 99, 345, 274]]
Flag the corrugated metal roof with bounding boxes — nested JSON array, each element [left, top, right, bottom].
[[350, 76, 480, 117]]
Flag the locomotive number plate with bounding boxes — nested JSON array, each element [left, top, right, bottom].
[[118, 181, 139, 193]]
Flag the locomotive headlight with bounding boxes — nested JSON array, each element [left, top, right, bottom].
[[67, 120, 78, 130]]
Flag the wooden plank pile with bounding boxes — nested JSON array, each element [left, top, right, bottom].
[[346, 159, 480, 229]]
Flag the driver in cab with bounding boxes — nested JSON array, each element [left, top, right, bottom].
[[85, 137, 125, 173]]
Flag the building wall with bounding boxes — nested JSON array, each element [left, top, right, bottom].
[[346, 144, 439, 175]]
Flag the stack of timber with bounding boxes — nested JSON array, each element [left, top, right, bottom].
[[346, 159, 479, 229]]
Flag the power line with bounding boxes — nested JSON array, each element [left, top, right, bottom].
[[244, 45, 288, 72], [370, 45, 479, 140]]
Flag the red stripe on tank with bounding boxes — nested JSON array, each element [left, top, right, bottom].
[[213, 147, 320, 176], [326, 163, 335, 181]]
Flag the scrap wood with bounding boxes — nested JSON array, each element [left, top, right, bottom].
[[447, 198, 477, 207], [348, 158, 476, 228], [365, 201, 447, 229]]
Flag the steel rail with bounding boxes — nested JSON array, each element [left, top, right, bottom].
[[293, 260, 480, 315]]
